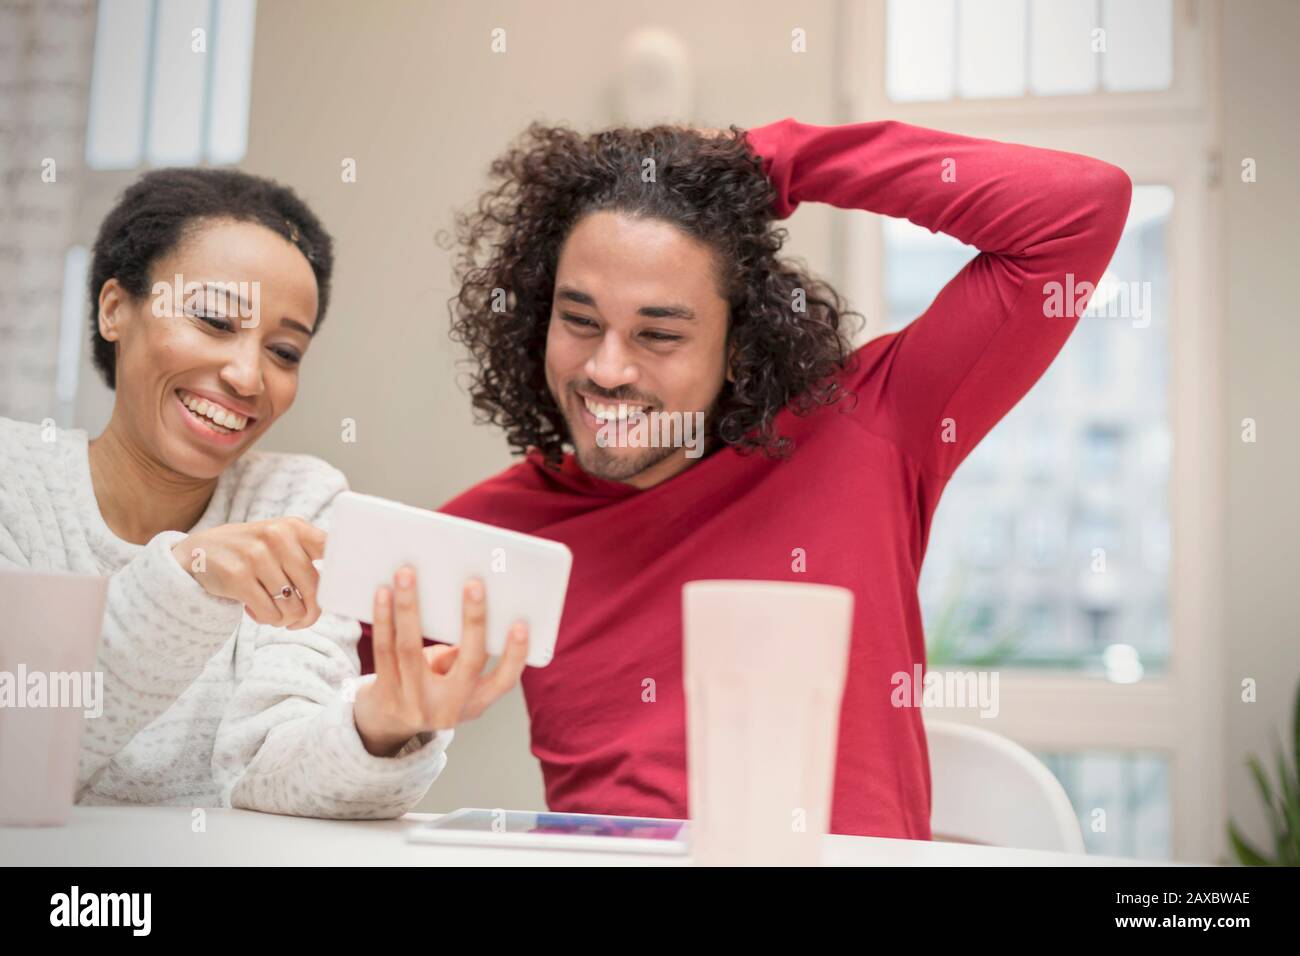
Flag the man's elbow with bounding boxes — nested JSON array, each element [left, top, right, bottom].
[[1074, 159, 1132, 252], [1091, 160, 1134, 228]]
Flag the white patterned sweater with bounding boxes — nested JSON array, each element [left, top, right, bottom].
[[0, 416, 451, 817]]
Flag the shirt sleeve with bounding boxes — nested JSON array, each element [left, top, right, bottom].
[[78, 532, 245, 791], [209, 468, 452, 819], [744, 117, 1132, 480]]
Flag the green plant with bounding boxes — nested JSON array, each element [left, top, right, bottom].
[[1227, 678, 1300, 866], [925, 572, 1025, 668]]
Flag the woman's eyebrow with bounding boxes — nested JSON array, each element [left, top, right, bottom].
[[199, 281, 251, 312], [191, 284, 312, 335], [279, 317, 315, 336], [556, 285, 695, 320]]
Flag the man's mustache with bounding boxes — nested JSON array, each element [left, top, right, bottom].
[[569, 382, 658, 406]]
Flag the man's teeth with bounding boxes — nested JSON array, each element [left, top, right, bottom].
[[583, 395, 648, 422], [178, 390, 249, 431]]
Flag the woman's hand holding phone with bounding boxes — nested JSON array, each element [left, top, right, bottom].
[[353, 567, 530, 757], [171, 517, 326, 629]]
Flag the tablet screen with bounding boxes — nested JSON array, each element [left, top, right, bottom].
[[429, 809, 686, 841]]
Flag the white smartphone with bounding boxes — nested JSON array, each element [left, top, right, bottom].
[[406, 809, 689, 855], [317, 491, 572, 667]]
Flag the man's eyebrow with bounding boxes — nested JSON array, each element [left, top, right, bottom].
[[556, 285, 696, 320], [556, 285, 597, 308], [637, 304, 695, 320]]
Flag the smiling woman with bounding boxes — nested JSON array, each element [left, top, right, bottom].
[[0, 168, 529, 816], [92, 210, 321, 485]]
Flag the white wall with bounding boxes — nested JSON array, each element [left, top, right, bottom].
[[1218, 0, 1300, 861]]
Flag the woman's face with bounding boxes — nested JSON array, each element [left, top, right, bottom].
[[98, 219, 319, 481]]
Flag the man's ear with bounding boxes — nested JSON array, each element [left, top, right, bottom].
[[97, 277, 128, 344]]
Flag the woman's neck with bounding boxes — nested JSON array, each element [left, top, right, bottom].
[[88, 416, 218, 545]]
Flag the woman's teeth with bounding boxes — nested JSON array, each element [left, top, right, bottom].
[[583, 395, 649, 423], [178, 390, 249, 432]]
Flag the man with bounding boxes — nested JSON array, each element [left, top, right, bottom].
[[419, 117, 1130, 837]]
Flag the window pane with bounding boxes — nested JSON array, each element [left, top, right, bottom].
[[1028, 0, 1098, 96], [207, 0, 257, 165], [957, 0, 1026, 99], [1101, 0, 1173, 92], [145, 0, 211, 166], [882, 216, 975, 325], [85, 0, 152, 169], [887, 186, 1174, 675], [1036, 750, 1171, 859], [887, 0, 955, 103], [884, 0, 1173, 102], [56, 246, 90, 422]]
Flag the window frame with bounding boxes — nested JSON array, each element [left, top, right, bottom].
[[84, 0, 257, 172]]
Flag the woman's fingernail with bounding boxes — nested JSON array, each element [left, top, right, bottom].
[[512, 622, 527, 641], [396, 568, 413, 589], [467, 580, 484, 601]]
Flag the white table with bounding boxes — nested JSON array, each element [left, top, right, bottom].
[[0, 807, 1169, 866]]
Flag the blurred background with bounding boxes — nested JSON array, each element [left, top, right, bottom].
[[2, 0, 1296, 863]]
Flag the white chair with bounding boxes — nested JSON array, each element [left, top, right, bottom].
[[924, 716, 1087, 853]]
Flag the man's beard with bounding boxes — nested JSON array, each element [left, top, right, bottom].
[[573, 434, 680, 482], [556, 379, 718, 482]]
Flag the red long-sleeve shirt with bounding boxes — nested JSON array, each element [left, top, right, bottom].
[[368, 118, 1131, 838]]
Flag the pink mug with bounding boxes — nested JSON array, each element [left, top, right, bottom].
[[0, 567, 108, 826], [682, 580, 853, 866]]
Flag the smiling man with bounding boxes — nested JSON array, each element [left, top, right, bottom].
[[546, 214, 733, 487], [429, 117, 1131, 838]]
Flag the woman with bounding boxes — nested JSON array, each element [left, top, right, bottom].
[[0, 168, 528, 817]]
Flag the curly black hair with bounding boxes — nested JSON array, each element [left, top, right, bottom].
[[448, 122, 862, 465], [88, 167, 334, 389]]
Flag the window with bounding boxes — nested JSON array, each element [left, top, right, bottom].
[[847, 0, 1220, 861], [56, 247, 91, 427], [84, 0, 257, 169], [886, 0, 1174, 102], [895, 186, 1175, 675], [1036, 750, 1171, 859]]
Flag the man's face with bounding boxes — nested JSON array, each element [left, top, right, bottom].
[[544, 211, 731, 488]]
